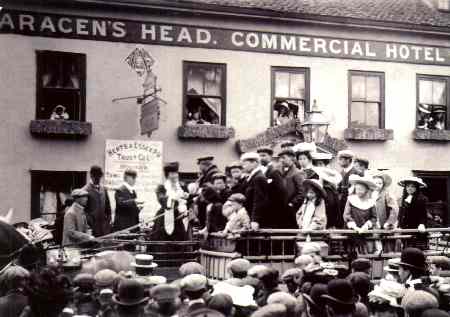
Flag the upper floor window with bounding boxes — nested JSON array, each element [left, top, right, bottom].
[[272, 67, 309, 126], [183, 61, 226, 126], [36, 51, 86, 121], [417, 75, 448, 130], [348, 71, 385, 128]]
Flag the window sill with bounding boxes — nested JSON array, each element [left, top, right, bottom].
[[30, 120, 92, 138], [413, 128, 450, 141], [177, 125, 235, 140], [344, 127, 394, 141]]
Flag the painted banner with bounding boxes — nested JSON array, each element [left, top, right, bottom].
[[104, 139, 163, 222], [1, 9, 450, 66]]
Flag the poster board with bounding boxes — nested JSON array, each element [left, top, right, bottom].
[[105, 139, 163, 223]]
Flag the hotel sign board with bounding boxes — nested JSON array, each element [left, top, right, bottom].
[[1, 9, 450, 66]]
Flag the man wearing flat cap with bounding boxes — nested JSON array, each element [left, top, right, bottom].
[[279, 149, 306, 229], [227, 162, 246, 195], [113, 168, 144, 232], [257, 147, 288, 229], [337, 150, 362, 229], [82, 165, 112, 237], [62, 188, 95, 245], [241, 152, 270, 230]]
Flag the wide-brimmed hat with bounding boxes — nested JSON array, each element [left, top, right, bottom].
[[398, 248, 427, 272], [315, 167, 342, 188], [311, 152, 333, 161], [112, 278, 149, 306], [434, 105, 446, 113], [131, 254, 158, 269], [372, 172, 392, 188], [368, 279, 405, 308], [349, 174, 377, 190], [418, 104, 432, 114], [398, 176, 427, 188], [383, 258, 400, 272], [321, 279, 358, 306], [337, 150, 355, 160], [303, 179, 327, 198], [293, 142, 317, 154]]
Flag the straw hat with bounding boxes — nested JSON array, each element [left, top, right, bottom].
[[398, 176, 427, 188], [349, 174, 377, 190]]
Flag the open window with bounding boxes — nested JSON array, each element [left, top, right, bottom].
[[183, 61, 226, 126], [36, 51, 86, 121], [417, 75, 448, 131], [271, 67, 309, 126], [30, 170, 87, 223]]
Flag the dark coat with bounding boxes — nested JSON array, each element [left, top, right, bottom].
[[265, 164, 288, 229], [243, 170, 270, 227], [283, 165, 306, 228], [150, 204, 187, 241], [0, 292, 28, 317], [230, 177, 246, 195], [82, 182, 112, 237], [323, 183, 342, 228], [198, 165, 220, 188], [218, 188, 232, 204], [398, 193, 428, 229], [207, 202, 227, 233], [113, 185, 140, 232], [0, 220, 29, 270]]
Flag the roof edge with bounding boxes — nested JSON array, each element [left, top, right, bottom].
[[3, 0, 450, 36]]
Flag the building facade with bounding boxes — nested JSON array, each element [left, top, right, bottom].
[[2, 0, 450, 224]]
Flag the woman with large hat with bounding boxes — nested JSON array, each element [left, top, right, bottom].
[[398, 176, 428, 249], [296, 179, 327, 230], [343, 175, 378, 253]]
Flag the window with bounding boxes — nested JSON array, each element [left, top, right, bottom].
[[417, 75, 448, 130], [36, 51, 86, 121], [438, 0, 450, 11], [183, 61, 226, 126], [348, 71, 385, 128], [30, 171, 86, 222], [271, 67, 309, 126]]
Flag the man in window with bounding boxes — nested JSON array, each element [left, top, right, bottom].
[[62, 189, 95, 246], [82, 165, 112, 237], [113, 169, 144, 232]]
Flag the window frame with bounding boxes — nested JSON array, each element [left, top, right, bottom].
[[348, 70, 385, 129], [36, 50, 87, 122], [416, 74, 450, 130], [271, 66, 310, 127], [182, 61, 227, 126], [30, 170, 87, 219]]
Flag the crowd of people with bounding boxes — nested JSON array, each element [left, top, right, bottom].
[[2, 244, 450, 317], [45, 140, 433, 252]]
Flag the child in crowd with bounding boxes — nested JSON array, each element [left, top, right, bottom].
[[344, 175, 378, 253], [296, 179, 327, 230], [219, 193, 250, 236]]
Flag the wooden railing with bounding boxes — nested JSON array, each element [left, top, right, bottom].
[[200, 228, 450, 280]]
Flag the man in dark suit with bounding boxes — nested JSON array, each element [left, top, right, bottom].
[[83, 165, 112, 237], [241, 152, 269, 230], [113, 168, 143, 232], [257, 146, 287, 229], [279, 149, 306, 229], [227, 162, 246, 195], [337, 150, 362, 229], [195, 156, 221, 228]]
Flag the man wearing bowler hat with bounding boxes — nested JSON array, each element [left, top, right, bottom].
[[83, 165, 112, 237], [398, 247, 430, 290], [322, 279, 357, 317], [113, 168, 144, 232], [112, 278, 149, 316]]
